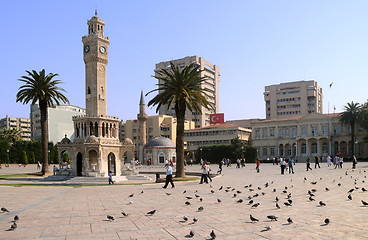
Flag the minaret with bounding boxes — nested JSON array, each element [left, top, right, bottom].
[[137, 91, 147, 163], [82, 12, 110, 117]]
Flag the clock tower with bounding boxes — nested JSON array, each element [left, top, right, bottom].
[[82, 11, 109, 117]]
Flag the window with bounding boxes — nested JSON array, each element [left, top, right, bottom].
[[262, 147, 267, 156], [311, 126, 317, 136], [311, 143, 317, 154], [285, 128, 289, 136], [270, 147, 275, 156], [278, 128, 283, 138], [255, 129, 260, 138], [301, 144, 306, 154], [262, 129, 267, 137], [301, 127, 307, 137], [322, 125, 328, 135], [292, 128, 297, 137], [270, 128, 275, 137]]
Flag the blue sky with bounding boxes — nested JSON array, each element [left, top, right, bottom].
[[1, 0, 368, 121]]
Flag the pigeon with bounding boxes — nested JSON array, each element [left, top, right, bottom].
[[287, 193, 292, 199], [9, 222, 17, 231], [284, 186, 288, 190], [195, 194, 200, 198], [183, 216, 188, 221], [198, 206, 204, 212], [189, 230, 195, 237], [1, 207, 9, 212], [273, 188, 276, 192], [237, 190, 242, 194], [237, 199, 243, 203], [324, 218, 330, 225], [249, 188, 255, 192], [250, 214, 259, 222], [183, 190, 187, 194], [265, 182, 269, 187], [338, 183, 341, 186], [311, 189, 317, 192], [217, 199, 222, 203], [362, 188, 367, 192], [348, 189, 354, 193], [128, 201, 133, 205], [287, 199, 293, 204], [251, 203, 260, 208], [284, 202, 292, 207], [185, 201, 191, 205], [258, 187, 262, 190], [267, 215, 278, 221], [348, 194, 352, 201], [147, 210, 156, 215], [211, 190, 215, 194], [193, 218, 198, 223], [275, 197, 279, 202], [325, 187, 330, 191], [233, 194, 237, 198], [107, 215, 114, 221], [319, 201, 326, 207], [186, 196, 193, 199], [264, 225, 272, 231], [287, 217, 293, 224], [253, 193, 259, 198], [311, 181, 317, 185], [282, 190, 288, 194], [210, 230, 216, 239], [248, 196, 253, 200], [121, 211, 129, 217], [219, 186, 223, 190], [309, 196, 315, 201], [248, 200, 254, 205], [166, 193, 171, 196], [199, 198, 203, 202], [276, 203, 280, 209], [128, 193, 134, 198], [262, 192, 266, 195], [225, 189, 230, 192], [361, 200, 368, 206], [13, 215, 19, 222]]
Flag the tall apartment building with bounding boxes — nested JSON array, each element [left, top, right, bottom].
[[30, 104, 85, 143], [264, 80, 323, 120], [0, 115, 31, 141], [155, 56, 220, 128]]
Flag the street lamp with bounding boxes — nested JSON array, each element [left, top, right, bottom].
[[241, 146, 244, 160], [200, 148, 203, 161], [6, 149, 9, 166]]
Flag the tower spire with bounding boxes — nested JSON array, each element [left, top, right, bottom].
[[139, 90, 145, 105], [95, 9, 98, 16]]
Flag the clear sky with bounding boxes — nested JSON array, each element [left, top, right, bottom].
[[1, 0, 368, 122]]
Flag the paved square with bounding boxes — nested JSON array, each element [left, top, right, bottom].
[[1, 163, 368, 239]]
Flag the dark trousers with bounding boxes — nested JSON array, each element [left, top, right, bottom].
[[207, 173, 212, 182], [281, 165, 285, 174], [307, 163, 312, 171], [315, 162, 320, 168], [109, 178, 114, 184], [200, 174, 208, 184], [163, 174, 174, 188]]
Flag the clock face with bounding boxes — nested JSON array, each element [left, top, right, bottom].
[[84, 45, 90, 53], [99, 46, 106, 54]]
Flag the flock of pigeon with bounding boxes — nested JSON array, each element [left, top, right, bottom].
[[1, 167, 367, 238]]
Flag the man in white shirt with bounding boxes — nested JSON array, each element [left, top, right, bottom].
[[162, 163, 175, 188]]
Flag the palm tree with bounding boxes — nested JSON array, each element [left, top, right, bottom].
[[339, 101, 361, 158], [0, 129, 21, 143], [16, 69, 69, 175], [147, 62, 213, 177]]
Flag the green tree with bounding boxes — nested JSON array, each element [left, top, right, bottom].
[[63, 152, 70, 164], [360, 100, 368, 141], [30, 151, 36, 164], [0, 129, 21, 143], [16, 69, 69, 175], [147, 62, 213, 178], [340, 101, 361, 158], [22, 151, 28, 164]]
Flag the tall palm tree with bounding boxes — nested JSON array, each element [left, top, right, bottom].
[[339, 101, 361, 158], [16, 69, 69, 175], [147, 62, 213, 178]]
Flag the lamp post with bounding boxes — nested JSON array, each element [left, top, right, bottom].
[[200, 148, 203, 161], [6, 149, 9, 166], [241, 146, 244, 160]]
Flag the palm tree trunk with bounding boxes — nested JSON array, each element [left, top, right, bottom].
[[40, 101, 50, 175], [175, 108, 186, 178], [351, 121, 355, 158]]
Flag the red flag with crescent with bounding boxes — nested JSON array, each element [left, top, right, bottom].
[[210, 113, 224, 124]]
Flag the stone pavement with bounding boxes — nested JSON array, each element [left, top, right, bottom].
[[1, 163, 368, 239]]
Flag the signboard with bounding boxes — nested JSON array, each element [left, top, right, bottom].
[[210, 113, 224, 124]]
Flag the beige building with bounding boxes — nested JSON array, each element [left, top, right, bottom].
[[58, 13, 134, 178], [121, 114, 195, 158], [155, 56, 220, 128], [0, 115, 31, 141], [184, 123, 251, 152], [264, 80, 323, 120], [252, 113, 367, 161]]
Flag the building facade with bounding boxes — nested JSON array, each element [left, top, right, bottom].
[[184, 123, 251, 152], [252, 113, 368, 161], [58, 13, 134, 178], [0, 115, 31, 141], [30, 104, 85, 143], [155, 56, 220, 128], [264, 80, 323, 120]]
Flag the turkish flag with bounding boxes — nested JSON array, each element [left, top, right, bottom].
[[210, 113, 224, 124]]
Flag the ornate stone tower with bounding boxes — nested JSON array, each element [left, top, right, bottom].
[[82, 11, 109, 117], [137, 91, 147, 163], [58, 13, 135, 179]]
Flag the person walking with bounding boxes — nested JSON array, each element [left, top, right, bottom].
[[280, 158, 286, 174], [352, 155, 357, 169], [108, 171, 114, 184], [334, 155, 339, 168], [37, 161, 41, 170], [339, 156, 343, 168], [327, 155, 331, 167], [256, 160, 260, 173], [288, 158, 294, 174], [315, 156, 321, 168], [218, 160, 223, 174], [206, 162, 212, 182], [200, 161, 209, 184], [163, 163, 175, 188], [306, 157, 312, 171]]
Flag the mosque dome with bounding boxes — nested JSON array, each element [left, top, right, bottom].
[[145, 136, 175, 148], [60, 135, 71, 144]]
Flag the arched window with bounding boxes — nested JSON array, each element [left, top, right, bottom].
[[87, 86, 91, 94]]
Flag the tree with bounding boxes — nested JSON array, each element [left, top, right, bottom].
[[147, 62, 213, 177], [0, 129, 21, 143], [22, 151, 28, 165], [16, 69, 69, 175], [63, 152, 70, 164], [339, 101, 361, 158], [360, 100, 368, 141]]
